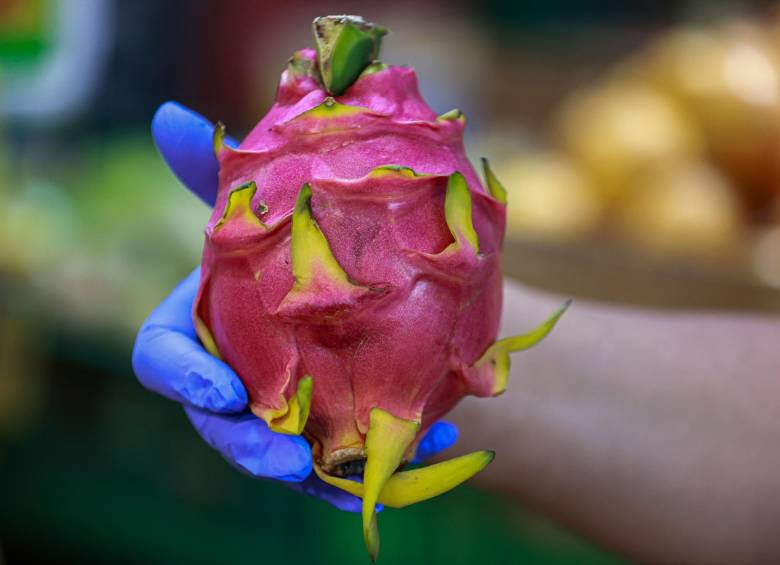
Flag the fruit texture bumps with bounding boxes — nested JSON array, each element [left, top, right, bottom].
[[193, 15, 566, 560]]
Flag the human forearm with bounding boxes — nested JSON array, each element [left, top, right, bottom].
[[451, 280, 780, 564]]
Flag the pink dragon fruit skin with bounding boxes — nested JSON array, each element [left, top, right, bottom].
[[193, 18, 566, 560], [198, 46, 503, 452]]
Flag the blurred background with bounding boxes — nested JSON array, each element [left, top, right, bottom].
[[1, 0, 780, 563]]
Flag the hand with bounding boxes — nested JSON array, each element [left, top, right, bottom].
[[132, 101, 459, 512]]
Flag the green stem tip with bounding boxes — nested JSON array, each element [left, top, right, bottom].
[[313, 15, 387, 96]]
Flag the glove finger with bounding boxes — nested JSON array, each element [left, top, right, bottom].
[[411, 421, 459, 464], [152, 101, 220, 206], [134, 326, 247, 413], [132, 268, 248, 413], [185, 406, 312, 482]]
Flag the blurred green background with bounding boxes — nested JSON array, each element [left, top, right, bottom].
[[2, 0, 780, 563]]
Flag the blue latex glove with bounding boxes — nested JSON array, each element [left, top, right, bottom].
[[132, 101, 459, 512]]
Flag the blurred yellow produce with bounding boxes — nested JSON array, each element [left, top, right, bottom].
[[504, 12, 780, 291], [499, 152, 604, 241], [615, 161, 742, 257], [638, 23, 780, 210], [555, 81, 703, 202]]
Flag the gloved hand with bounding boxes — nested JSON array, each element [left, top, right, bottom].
[[132, 101, 459, 512]]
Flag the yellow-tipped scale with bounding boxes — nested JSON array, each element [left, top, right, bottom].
[[193, 314, 221, 359], [213, 121, 227, 155], [277, 183, 376, 318], [289, 183, 354, 292], [444, 172, 479, 254], [368, 164, 427, 179], [300, 97, 370, 119], [314, 450, 495, 507], [481, 158, 508, 205], [437, 108, 465, 123], [475, 300, 571, 396], [361, 408, 419, 561], [213, 182, 267, 232], [268, 375, 313, 435], [254, 375, 314, 436]]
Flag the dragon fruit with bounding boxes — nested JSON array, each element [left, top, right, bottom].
[[194, 15, 567, 560]]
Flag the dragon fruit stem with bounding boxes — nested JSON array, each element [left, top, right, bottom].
[[313, 15, 387, 96]]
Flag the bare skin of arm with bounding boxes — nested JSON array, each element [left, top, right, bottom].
[[450, 280, 780, 565]]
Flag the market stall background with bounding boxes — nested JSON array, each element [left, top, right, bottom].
[[1, 0, 779, 563]]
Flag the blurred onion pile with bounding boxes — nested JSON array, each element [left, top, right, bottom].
[[497, 16, 780, 287]]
